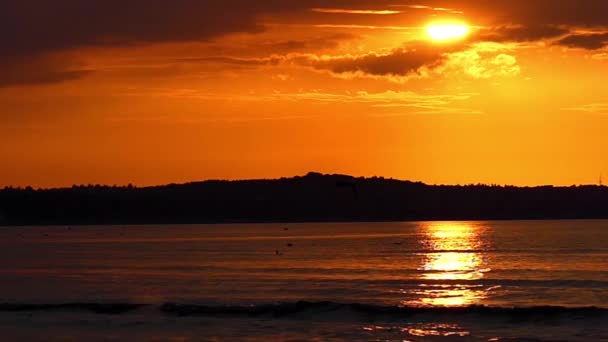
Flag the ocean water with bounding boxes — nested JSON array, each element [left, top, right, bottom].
[[1, 220, 608, 341]]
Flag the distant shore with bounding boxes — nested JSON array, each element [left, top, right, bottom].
[[2, 172, 608, 226], [3, 217, 608, 228]]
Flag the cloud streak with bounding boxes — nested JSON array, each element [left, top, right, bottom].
[[477, 25, 569, 43], [0, 55, 92, 88], [555, 32, 608, 50], [310, 8, 401, 15], [148, 87, 479, 114], [562, 103, 608, 115]]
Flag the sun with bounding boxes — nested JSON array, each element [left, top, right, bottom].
[[426, 23, 470, 41]]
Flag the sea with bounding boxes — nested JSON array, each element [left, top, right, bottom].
[[1, 220, 608, 341]]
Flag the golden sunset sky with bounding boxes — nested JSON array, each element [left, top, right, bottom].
[[2, 1, 608, 187]]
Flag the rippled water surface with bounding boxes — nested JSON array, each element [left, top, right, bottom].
[[1, 220, 608, 340]]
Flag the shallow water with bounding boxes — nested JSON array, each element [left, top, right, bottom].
[[1, 220, 608, 340]]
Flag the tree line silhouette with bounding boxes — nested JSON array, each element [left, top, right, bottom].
[[1, 172, 608, 225]]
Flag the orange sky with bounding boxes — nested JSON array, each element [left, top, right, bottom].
[[2, 1, 608, 187]]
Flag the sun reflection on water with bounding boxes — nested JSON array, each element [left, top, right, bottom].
[[363, 323, 470, 338], [415, 222, 491, 306]]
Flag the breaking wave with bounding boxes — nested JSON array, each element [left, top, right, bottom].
[[2, 301, 607, 323]]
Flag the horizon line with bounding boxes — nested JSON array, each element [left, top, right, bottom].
[[1, 171, 606, 191]]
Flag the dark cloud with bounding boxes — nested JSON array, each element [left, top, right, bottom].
[[434, 1, 608, 48], [0, 0, 304, 85], [4, 0, 608, 60], [174, 34, 357, 67], [0, 68, 89, 88], [477, 25, 569, 43], [176, 56, 283, 67], [0, 0, 267, 59], [301, 44, 451, 77], [440, 0, 608, 27], [0, 0, 359, 85], [257, 33, 356, 53], [180, 42, 453, 78], [0, 56, 92, 88], [0, 1, 368, 59], [4, 0, 608, 85], [555, 33, 608, 50], [427, 1, 608, 47], [201, 33, 357, 57]]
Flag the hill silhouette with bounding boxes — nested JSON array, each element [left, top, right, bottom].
[[1, 172, 608, 225]]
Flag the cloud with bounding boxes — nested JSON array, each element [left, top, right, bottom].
[[4, 0, 608, 60], [254, 33, 357, 53], [0, 0, 287, 85], [176, 56, 283, 67], [592, 53, 608, 60], [287, 41, 521, 82], [421, 1, 608, 47], [0, 0, 273, 59], [169, 46, 445, 81], [147, 87, 479, 114], [310, 8, 400, 15], [109, 89, 481, 123], [562, 103, 608, 115], [0, 1, 362, 85], [477, 25, 569, 43], [441, 50, 520, 79], [0, 55, 92, 87], [391, 4, 463, 14], [3, 0, 608, 86], [446, 0, 608, 27], [178, 40, 520, 82], [312, 24, 416, 31], [296, 44, 449, 78], [554, 33, 608, 50], [433, 42, 521, 79]]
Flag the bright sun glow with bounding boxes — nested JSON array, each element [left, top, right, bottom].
[[426, 23, 470, 41]]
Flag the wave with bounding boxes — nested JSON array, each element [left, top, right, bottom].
[[0, 303, 147, 315], [159, 301, 608, 320], [2, 301, 607, 322]]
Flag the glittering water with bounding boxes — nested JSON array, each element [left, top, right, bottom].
[[1, 220, 608, 340]]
